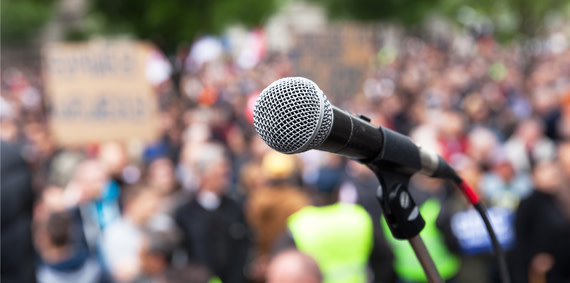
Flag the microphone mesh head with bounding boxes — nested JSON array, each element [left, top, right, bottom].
[[253, 77, 333, 154]]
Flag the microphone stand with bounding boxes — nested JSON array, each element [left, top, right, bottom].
[[364, 127, 444, 283], [366, 163, 443, 283]]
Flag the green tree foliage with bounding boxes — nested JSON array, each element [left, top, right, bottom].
[[456, 0, 569, 41], [309, 0, 570, 40], [1, 0, 56, 43], [90, 0, 279, 51], [306, 0, 443, 25]]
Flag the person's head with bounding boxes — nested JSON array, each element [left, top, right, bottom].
[[24, 122, 55, 157], [515, 118, 544, 146], [46, 211, 72, 248], [73, 159, 108, 201], [466, 126, 499, 167], [147, 157, 178, 195], [462, 93, 490, 123], [239, 162, 266, 194], [261, 151, 299, 186], [99, 141, 128, 177], [123, 185, 162, 225], [437, 110, 465, 139], [139, 228, 180, 276], [490, 151, 516, 181], [312, 155, 346, 206], [533, 160, 563, 194], [266, 249, 323, 283], [192, 142, 231, 195]]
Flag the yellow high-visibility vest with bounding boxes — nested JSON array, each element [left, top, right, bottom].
[[288, 203, 373, 283]]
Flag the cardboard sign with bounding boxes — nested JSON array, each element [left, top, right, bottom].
[[43, 40, 160, 145], [289, 23, 373, 101]]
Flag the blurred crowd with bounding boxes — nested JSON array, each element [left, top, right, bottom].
[[2, 24, 570, 283]]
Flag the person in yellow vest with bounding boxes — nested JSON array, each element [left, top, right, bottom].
[[275, 160, 376, 283], [381, 195, 461, 283]]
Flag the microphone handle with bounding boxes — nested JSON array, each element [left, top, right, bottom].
[[319, 106, 384, 161]]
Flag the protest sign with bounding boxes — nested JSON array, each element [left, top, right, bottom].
[[451, 206, 515, 255], [289, 23, 373, 101], [43, 40, 160, 145]]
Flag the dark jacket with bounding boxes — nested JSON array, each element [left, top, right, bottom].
[[175, 195, 250, 283], [511, 190, 570, 283], [1, 141, 37, 283]]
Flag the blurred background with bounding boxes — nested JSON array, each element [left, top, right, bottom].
[[2, 0, 570, 282]]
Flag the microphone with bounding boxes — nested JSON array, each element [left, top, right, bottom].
[[253, 77, 458, 180]]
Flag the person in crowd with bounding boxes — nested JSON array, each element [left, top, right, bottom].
[[1, 140, 37, 283], [436, 111, 469, 162], [544, 93, 570, 142], [464, 126, 500, 170], [510, 160, 570, 283], [245, 151, 311, 282], [174, 142, 250, 283], [266, 249, 323, 283], [147, 157, 180, 195], [64, 159, 122, 252], [46, 149, 86, 189], [100, 185, 162, 282], [99, 141, 132, 188], [276, 160, 375, 283], [22, 121, 58, 189], [226, 124, 255, 195], [237, 161, 266, 197], [35, 211, 101, 283], [176, 119, 213, 192], [479, 150, 533, 210], [137, 226, 182, 282], [146, 157, 187, 215], [504, 118, 556, 173]]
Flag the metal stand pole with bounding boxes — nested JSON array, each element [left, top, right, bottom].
[[409, 235, 444, 283]]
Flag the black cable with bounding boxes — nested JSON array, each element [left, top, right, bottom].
[[446, 169, 511, 283], [472, 201, 511, 283]]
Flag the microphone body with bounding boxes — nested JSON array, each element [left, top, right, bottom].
[[319, 106, 383, 160]]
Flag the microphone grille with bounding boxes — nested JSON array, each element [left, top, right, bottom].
[[253, 77, 333, 154]]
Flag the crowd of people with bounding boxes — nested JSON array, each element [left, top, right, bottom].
[[2, 22, 570, 283]]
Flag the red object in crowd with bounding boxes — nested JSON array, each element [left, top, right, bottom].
[[197, 86, 219, 106], [437, 136, 469, 162], [245, 91, 261, 124]]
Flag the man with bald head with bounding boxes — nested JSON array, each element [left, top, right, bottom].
[[266, 249, 322, 283]]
